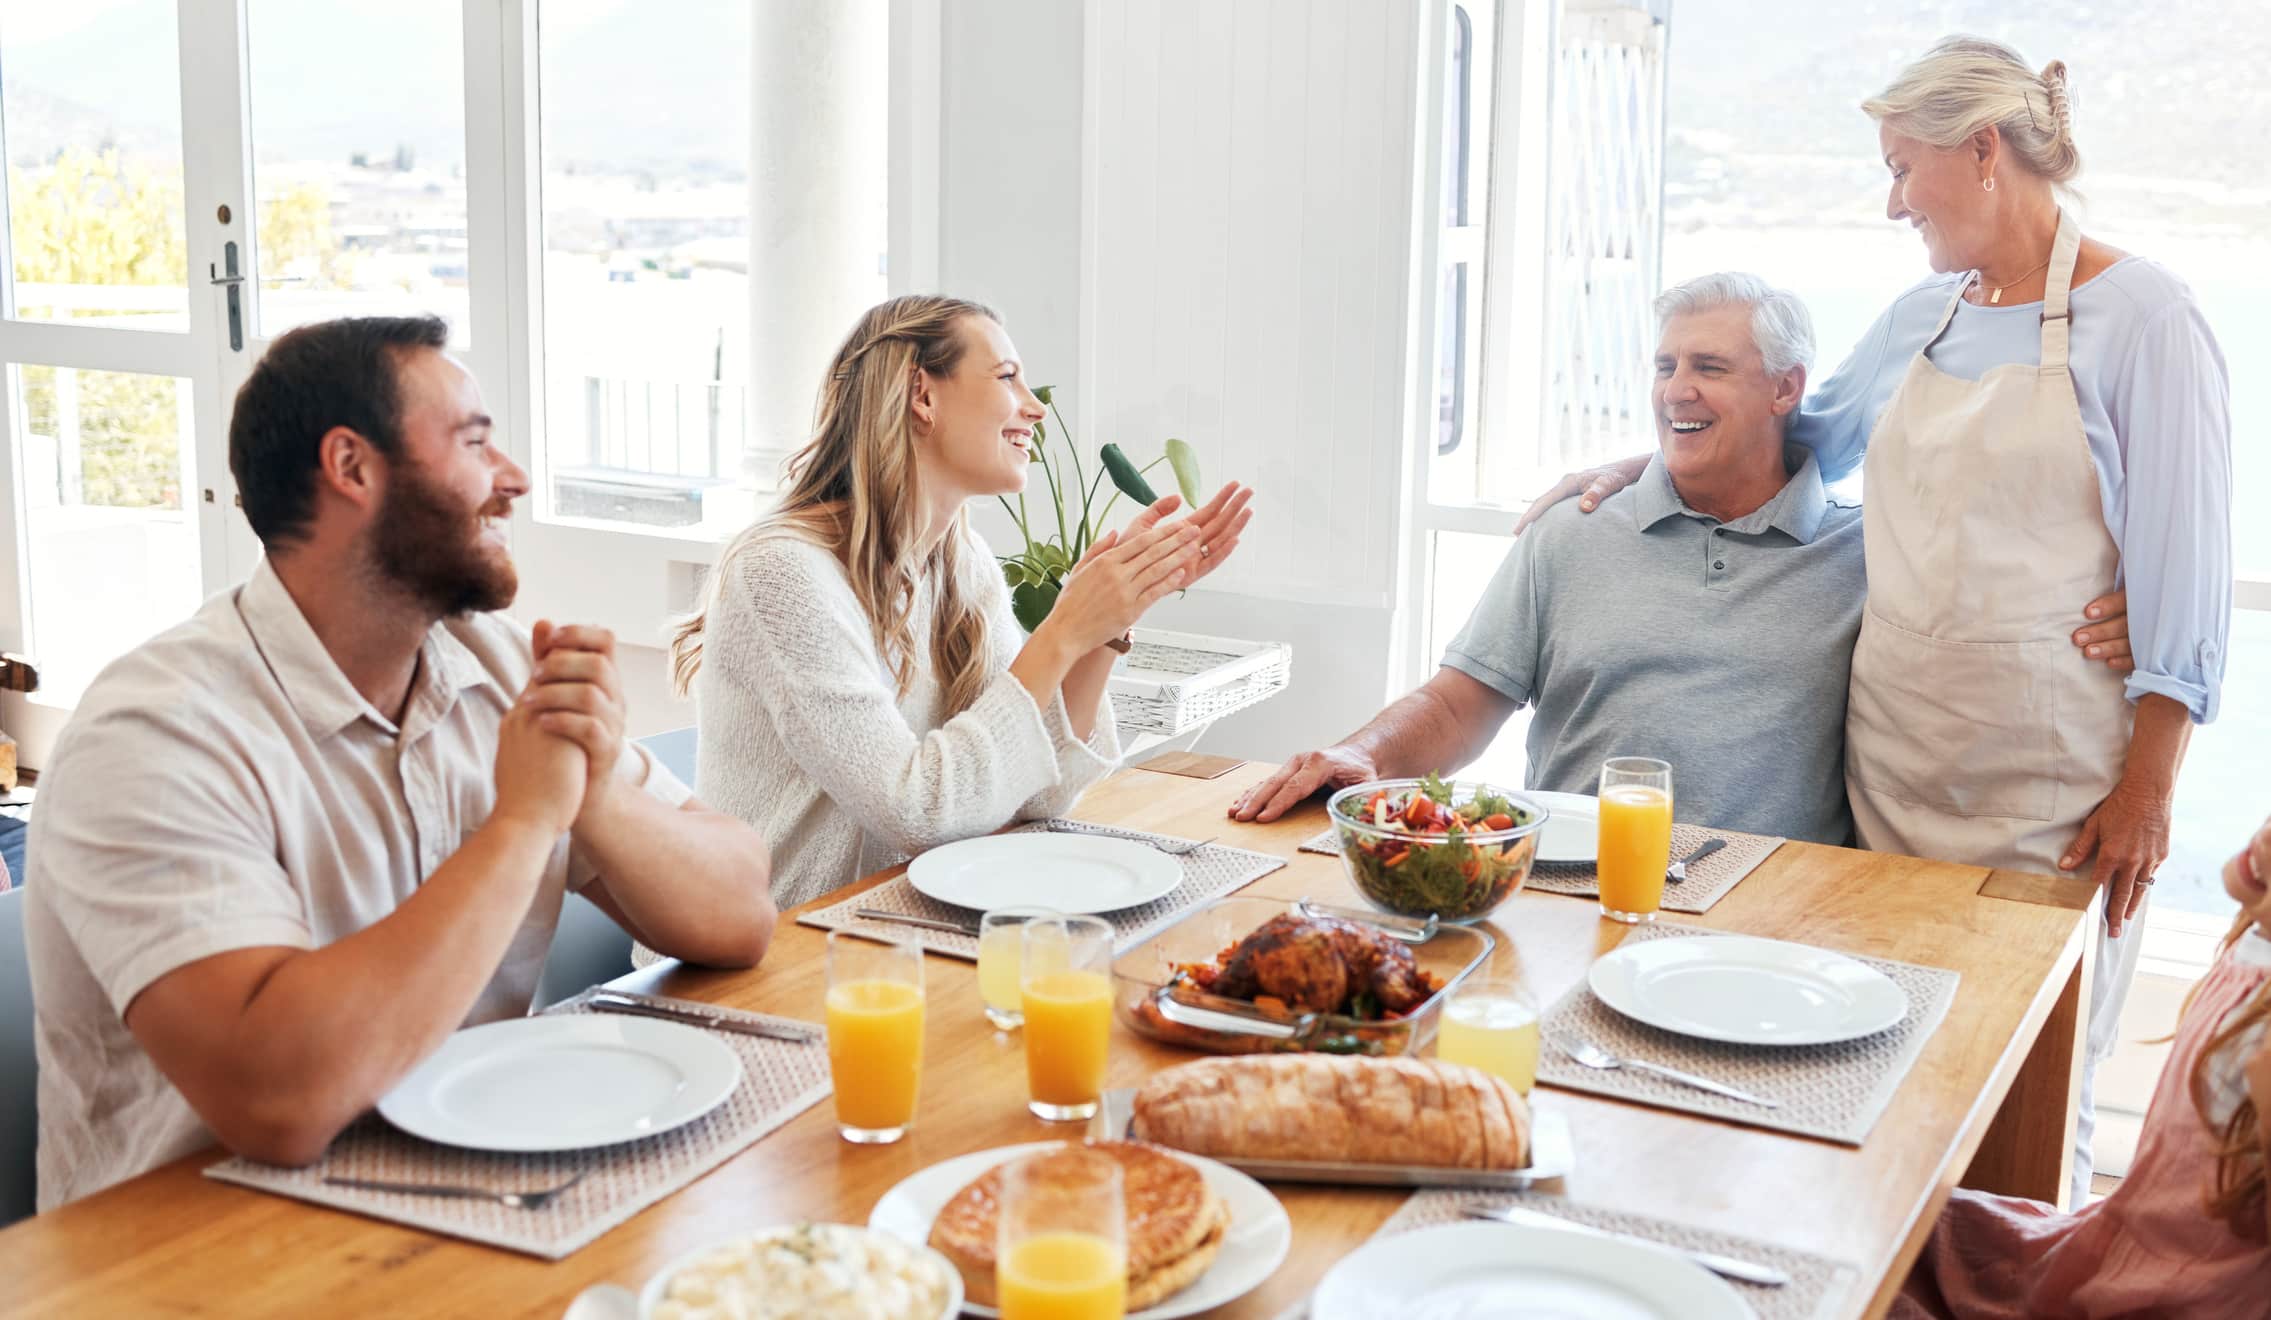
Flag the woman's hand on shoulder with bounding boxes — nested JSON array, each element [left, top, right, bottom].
[[1511, 454, 1649, 536]]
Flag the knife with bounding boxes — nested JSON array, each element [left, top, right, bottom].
[[1666, 838, 1726, 883], [585, 989, 820, 1043], [852, 907, 981, 937], [1460, 1203, 1791, 1287]]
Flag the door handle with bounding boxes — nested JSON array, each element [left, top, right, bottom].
[[211, 241, 244, 349]]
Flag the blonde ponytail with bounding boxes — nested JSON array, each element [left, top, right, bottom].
[[1863, 36, 2083, 187]]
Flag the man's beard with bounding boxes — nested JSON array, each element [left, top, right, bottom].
[[371, 461, 517, 617]]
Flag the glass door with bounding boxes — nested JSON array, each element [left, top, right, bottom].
[[0, 2, 488, 760], [0, 0, 248, 739]]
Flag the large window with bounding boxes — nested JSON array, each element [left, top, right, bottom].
[[1421, 3, 2268, 937], [0, 1, 902, 762], [1656, 5, 2270, 926], [536, 0, 754, 535]]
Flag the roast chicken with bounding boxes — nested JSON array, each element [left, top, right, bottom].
[[1208, 912, 1431, 1016]]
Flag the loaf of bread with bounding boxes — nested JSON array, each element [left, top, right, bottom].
[[1128, 1054, 1530, 1169]]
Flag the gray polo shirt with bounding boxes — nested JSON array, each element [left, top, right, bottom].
[[1443, 448, 1864, 844]]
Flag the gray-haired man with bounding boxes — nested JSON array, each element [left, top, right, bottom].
[[1232, 273, 1866, 842]]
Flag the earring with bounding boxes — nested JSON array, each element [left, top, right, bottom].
[[1983, 176, 1996, 193]]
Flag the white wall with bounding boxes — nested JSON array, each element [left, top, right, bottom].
[[952, 0, 1437, 762]]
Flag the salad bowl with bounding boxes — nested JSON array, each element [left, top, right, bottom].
[[1327, 776, 1545, 924]]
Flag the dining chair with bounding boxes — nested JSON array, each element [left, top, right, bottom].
[[1, 886, 37, 1226], [533, 728, 699, 1007]]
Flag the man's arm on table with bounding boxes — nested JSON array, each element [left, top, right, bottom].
[[573, 791, 775, 966], [1233, 518, 1541, 823], [1230, 668, 1520, 822], [520, 621, 776, 965], [121, 705, 588, 1167]]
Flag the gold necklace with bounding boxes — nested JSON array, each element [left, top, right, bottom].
[[1977, 255, 2052, 305]]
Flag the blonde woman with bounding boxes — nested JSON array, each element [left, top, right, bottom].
[[1524, 36, 2232, 1203], [1893, 812, 2271, 1318], [671, 295, 1253, 908]]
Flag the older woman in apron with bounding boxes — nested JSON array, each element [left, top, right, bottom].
[[1529, 37, 2234, 1206]]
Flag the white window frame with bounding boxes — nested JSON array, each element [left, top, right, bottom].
[[495, 0, 938, 645], [0, 1, 936, 762], [1398, 0, 1558, 690]]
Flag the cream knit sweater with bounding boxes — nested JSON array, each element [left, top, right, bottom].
[[692, 527, 1121, 911]]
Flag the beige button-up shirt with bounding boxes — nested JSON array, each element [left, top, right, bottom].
[[24, 561, 688, 1210]]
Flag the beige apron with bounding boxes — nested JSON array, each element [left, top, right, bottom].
[[1844, 210, 2139, 1207], [1845, 209, 2132, 873]]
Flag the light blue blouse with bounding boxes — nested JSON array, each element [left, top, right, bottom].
[[1791, 257, 2233, 722]]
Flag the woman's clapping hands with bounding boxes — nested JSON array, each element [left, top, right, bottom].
[[1043, 483, 1254, 654]]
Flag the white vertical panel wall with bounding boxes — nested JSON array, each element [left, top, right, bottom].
[[1082, 0, 1422, 613], [1073, 0, 1433, 760]]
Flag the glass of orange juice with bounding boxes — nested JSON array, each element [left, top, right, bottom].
[[825, 930, 925, 1143], [997, 1146, 1128, 1320], [1598, 756, 1674, 923], [1435, 977, 1541, 1094], [980, 906, 1059, 1031], [1020, 915, 1114, 1122]]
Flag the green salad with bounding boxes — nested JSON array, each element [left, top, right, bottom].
[[1330, 774, 1539, 921]]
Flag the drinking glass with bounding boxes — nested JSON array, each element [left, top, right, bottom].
[[824, 930, 925, 1143], [979, 906, 1059, 1030], [1435, 977, 1541, 1094], [1019, 914, 1114, 1121], [1597, 757, 1674, 923], [996, 1146, 1128, 1320]]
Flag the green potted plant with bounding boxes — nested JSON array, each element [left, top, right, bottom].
[[996, 384, 1204, 632]]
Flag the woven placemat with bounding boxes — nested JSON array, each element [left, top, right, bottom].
[[1541, 922, 1959, 1146], [797, 819, 1286, 960], [1301, 822, 1782, 914], [202, 989, 831, 1259], [1272, 1188, 1860, 1320]]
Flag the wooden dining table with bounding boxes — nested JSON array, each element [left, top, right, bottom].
[[0, 761, 2095, 1319]]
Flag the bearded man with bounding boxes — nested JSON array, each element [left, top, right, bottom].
[[23, 316, 777, 1209]]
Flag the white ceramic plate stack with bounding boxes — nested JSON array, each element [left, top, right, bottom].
[[1311, 1220, 1754, 1319], [906, 833, 1184, 914], [378, 1015, 743, 1151], [868, 1142, 1293, 1320], [1589, 934, 1910, 1046]]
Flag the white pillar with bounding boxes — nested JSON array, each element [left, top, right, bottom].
[[746, 0, 889, 495]]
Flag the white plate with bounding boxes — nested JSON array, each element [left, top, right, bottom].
[[378, 1014, 741, 1152], [868, 1142, 1292, 1320], [1589, 934, 1911, 1046], [636, 1223, 963, 1320], [907, 833, 1183, 914], [1524, 790, 1599, 863], [1312, 1220, 1754, 1320]]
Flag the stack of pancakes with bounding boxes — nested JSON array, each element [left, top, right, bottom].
[[928, 1141, 1228, 1310]]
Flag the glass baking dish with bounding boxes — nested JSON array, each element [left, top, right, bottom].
[[1112, 895, 1496, 1055]]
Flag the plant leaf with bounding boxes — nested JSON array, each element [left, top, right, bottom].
[[1011, 579, 1060, 632], [1099, 443, 1158, 505], [1163, 437, 1202, 506], [1034, 384, 1055, 406], [1030, 418, 1046, 452]]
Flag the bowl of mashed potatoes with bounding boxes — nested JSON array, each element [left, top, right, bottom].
[[641, 1222, 962, 1320]]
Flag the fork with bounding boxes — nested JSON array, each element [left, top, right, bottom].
[[1665, 838, 1726, 884], [1556, 1036, 1782, 1109], [1044, 819, 1216, 856], [323, 1167, 590, 1209]]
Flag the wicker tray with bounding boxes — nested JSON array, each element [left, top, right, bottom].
[[1109, 627, 1292, 738]]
